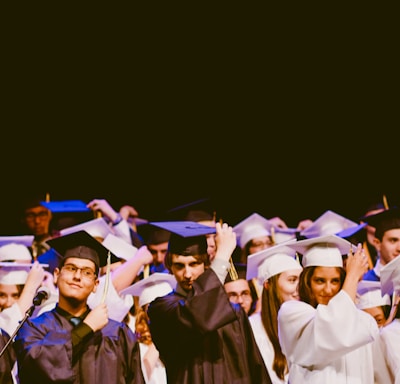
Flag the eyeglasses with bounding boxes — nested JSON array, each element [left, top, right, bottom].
[[25, 211, 49, 221], [227, 290, 252, 303], [61, 264, 97, 279]]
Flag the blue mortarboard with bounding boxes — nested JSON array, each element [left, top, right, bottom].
[[41, 200, 90, 213], [149, 221, 216, 256]]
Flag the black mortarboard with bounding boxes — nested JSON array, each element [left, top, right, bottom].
[[136, 223, 171, 245], [150, 221, 216, 256], [363, 207, 400, 239], [46, 230, 119, 272]]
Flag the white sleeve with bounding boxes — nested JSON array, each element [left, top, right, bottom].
[[278, 290, 379, 367], [88, 274, 134, 322]]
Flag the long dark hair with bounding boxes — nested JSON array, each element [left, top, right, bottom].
[[298, 266, 346, 308], [261, 275, 288, 380]]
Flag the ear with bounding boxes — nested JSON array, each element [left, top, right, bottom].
[[53, 268, 60, 285], [263, 280, 269, 290], [91, 278, 100, 294], [373, 237, 381, 251]]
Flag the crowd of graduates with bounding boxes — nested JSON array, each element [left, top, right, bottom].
[[0, 193, 400, 383]]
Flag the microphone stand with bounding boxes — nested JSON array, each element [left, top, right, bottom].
[[0, 303, 36, 358]]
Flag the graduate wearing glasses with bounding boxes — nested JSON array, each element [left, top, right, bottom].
[[14, 230, 145, 384]]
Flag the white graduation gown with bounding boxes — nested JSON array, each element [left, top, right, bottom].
[[249, 312, 288, 384], [379, 318, 400, 383], [278, 290, 379, 384]]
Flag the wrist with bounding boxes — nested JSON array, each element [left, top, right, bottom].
[[111, 213, 123, 226]]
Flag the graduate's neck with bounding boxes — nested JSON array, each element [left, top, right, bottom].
[[58, 297, 89, 317]]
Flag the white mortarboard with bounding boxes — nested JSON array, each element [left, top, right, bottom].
[[286, 234, 357, 268], [380, 255, 400, 296], [120, 272, 177, 307], [102, 234, 138, 261], [233, 213, 273, 248], [0, 243, 32, 263], [41, 200, 90, 213], [356, 280, 391, 310], [0, 235, 34, 248], [59, 218, 113, 240], [0, 262, 40, 285], [273, 228, 298, 244], [300, 210, 358, 239], [246, 240, 302, 284]]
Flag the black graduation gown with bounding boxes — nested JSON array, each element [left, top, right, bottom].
[[13, 308, 145, 384], [148, 268, 272, 384], [0, 329, 16, 384]]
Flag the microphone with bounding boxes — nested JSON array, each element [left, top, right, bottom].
[[33, 287, 50, 306]]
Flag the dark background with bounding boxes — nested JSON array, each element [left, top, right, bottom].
[[1, 5, 398, 234]]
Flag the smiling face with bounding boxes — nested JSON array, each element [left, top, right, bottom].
[[310, 266, 342, 305], [0, 284, 21, 311], [54, 257, 99, 308]]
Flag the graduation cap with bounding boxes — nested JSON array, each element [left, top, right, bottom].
[[356, 280, 391, 310], [0, 235, 34, 248], [102, 233, 138, 261], [246, 241, 301, 284], [166, 198, 216, 226], [335, 222, 368, 239], [136, 223, 171, 246], [40, 200, 90, 213], [233, 213, 273, 248], [363, 207, 400, 240], [0, 243, 32, 263], [150, 221, 216, 256], [274, 227, 298, 244], [59, 218, 113, 240], [300, 210, 358, 239], [285, 234, 357, 268], [380, 255, 400, 296], [0, 262, 46, 285], [120, 272, 176, 307], [46, 230, 120, 271]]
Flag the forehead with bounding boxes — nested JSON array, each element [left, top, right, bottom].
[[171, 254, 200, 264], [312, 266, 341, 278], [148, 242, 168, 250], [25, 206, 48, 213], [249, 235, 271, 243], [279, 269, 302, 279], [64, 257, 96, 269], [224, 279, 250, 292], [382, 228, 400, 239], [0, 284, 20, 292]]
